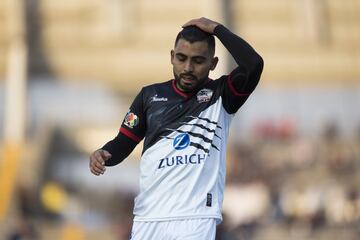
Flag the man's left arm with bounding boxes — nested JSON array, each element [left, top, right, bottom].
[[183, 17, 264, 94], [213, 24, 264, 94]]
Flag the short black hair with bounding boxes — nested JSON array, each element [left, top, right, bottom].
[[175, 26, 215, 55]]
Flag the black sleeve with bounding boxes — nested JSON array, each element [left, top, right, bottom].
[[101, 88, 147, 166], [101, 132, 138, 166], [214, 25, 264, 113]]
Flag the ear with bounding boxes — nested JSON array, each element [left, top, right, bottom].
[[210, 57, 218, 71], [170, 50, 175, 64]]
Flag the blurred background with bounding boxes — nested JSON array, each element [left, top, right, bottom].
[[0, 0, 359, 239]]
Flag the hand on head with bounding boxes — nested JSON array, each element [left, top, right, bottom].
[[182, 17, 220, 34]]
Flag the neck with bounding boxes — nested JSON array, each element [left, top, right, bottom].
[[175, 78, 210, 93]]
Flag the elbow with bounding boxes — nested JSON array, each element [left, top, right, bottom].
[[248, 55, 264, 90], [248, 55, 264, 77], [256, 55, 264, 73]]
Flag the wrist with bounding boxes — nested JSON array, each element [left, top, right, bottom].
[[213, 24, 228, 37], [210, 23, 219, 33]]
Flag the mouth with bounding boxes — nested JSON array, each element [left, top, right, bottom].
[[180, 75, 196, 84]]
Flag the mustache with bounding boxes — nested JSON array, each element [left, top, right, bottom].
[[180, 73, 197, 80]]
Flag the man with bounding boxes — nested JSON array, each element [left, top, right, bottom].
[[89, 17, 263, 239]]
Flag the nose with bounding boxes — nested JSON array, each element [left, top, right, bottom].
[[184, 60, 194, 73]]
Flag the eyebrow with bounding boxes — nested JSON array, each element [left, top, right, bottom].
[[175, 53, 207, 60], [175, 53, 187, 58]]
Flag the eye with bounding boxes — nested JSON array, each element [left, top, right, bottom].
[[192, 57, 206, 64], [176, 55, 186, 62], [194, 58, 205, 64]]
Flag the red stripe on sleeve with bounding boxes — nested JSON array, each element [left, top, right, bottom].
[[227, 75, 250, 97], [120, 127, 142, 143]]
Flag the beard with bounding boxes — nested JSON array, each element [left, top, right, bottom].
[[174, 72, 208, 93]]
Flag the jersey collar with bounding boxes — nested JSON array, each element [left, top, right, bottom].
[[171, 79, 211, 99]]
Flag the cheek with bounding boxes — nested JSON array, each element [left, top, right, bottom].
[[172, 66, 181, 76], [195, 66, 211, 77], [172, 61, 183, 73]]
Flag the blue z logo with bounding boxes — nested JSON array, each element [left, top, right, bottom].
[[173, 133, 190, 150]]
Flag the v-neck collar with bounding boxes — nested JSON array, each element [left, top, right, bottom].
[[171, 79, 211, 99]]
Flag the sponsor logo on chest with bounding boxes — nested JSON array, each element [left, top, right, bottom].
[[158, 153, 207, 169], [157, 133, 208, 169], [151, 94, 168, 102]]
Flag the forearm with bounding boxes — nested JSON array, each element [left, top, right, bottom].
[[101, 132, 138, 166], [214, 25, 263, 93], [214, 25, 263, 71]]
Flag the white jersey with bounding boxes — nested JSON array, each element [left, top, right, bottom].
[[119, 75, 252, 223]]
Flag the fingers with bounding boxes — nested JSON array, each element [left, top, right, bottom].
[[89, 150, 110, 176], [182, 19, 199, 28], [90, 159, 105, 176], [182, 18, 205, 29], [182, 17, 219, 34]]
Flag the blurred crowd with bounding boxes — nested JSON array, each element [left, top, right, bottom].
[[220, 120, 360, 239], [4, 120, 360, 240]]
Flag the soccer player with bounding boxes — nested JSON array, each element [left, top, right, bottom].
[[89, 17, 263, 239]]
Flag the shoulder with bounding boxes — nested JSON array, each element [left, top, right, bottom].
[[206, 75, 228, 89], [141, 80, 172, 94], [133, 80, 173, 105]]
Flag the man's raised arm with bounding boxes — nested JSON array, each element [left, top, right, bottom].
[[183, 17, 264, 93]]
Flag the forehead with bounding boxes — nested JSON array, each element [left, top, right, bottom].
[[174, 39, 210, 57]]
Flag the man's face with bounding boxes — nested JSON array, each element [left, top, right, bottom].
[[171, 39, 218, 92]]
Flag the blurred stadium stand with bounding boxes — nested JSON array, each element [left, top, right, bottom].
[[0, 0, 360, 239], [0, 0, 359, 90]]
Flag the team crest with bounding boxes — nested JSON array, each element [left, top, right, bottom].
[[197, 89, 213, 103], [124, 111, 139, 128]]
